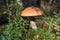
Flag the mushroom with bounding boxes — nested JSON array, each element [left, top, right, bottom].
[[20, 6, 44, 30]]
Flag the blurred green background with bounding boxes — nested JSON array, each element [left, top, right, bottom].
[[0, 0, 60, 40]]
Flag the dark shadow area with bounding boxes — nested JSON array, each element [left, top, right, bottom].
[[0, 0, 9, 26], [21, 0, 41, 8], [0, 13, 9, 26]]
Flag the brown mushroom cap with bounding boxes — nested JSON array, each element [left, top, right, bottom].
[[20, 6, 44, 17]]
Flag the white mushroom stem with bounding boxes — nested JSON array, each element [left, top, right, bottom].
[[30, 21, 37, 30]]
